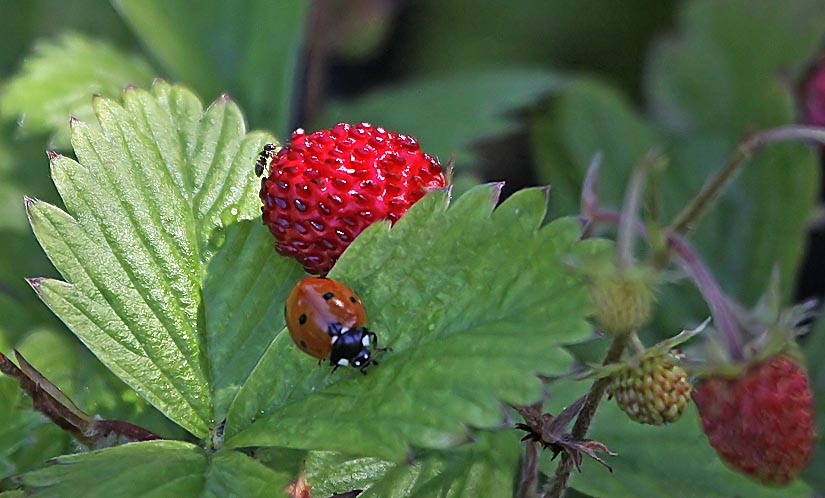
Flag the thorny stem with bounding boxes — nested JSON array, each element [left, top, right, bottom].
[[668, 125, 825, 236], [543, 333, 630, 498]]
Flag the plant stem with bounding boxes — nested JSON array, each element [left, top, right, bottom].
[[630, 333, 646, 355], [668, 234, 745, 360], [617, 149, 660, 269], [517, 440, 540, 498], [668, 125, 825, 236], [543, 333, 630, 498]]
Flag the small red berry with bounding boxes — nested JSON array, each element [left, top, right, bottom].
[[258, 123, 445, 274], [693, 354, 815, 485]]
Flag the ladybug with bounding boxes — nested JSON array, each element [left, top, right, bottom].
[[285, 277, 388, 373]]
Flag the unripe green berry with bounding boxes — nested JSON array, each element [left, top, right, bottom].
[[609, 355, 692, 426], [589, 270, 655, 335]]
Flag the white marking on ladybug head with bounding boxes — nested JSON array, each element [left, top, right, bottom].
[[331, 335, 338, 344], [337, 358, 349, 366], [361, 335, 370, 346]]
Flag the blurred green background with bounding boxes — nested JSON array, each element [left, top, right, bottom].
[[1, 0, 824, 494]]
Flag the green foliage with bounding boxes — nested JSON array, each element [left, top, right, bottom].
[[532, 0, 823, 334], [26, 81, 277, 437], [113, 0, 309, 136], [0, 34, 154, 148], [203, 220, 305, 421], [0, 0, 823, 496], [305, 431, 521, 497], [19, 441, 291, 498], [0, 376, 41, 478], [225, 186, 603, 459], [319, 70, 566, 168], [399, 0, 675, 94], [545, 381, 813, 497], [17, 80, 610, 491], [532, 79, 659, 216]]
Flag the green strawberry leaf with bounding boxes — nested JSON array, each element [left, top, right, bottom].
[[18, 441, 290, 498], [225, 185, 610, 459], [0, 34, 154, 148], [531, 78, 659, 216], [544, 380, 812, 498], [113, 0, 309, 135], [318, 69, 566, 168], [203, 220, 304, 421], [647, 0, 825, 134], [305, 431, 521, 497], [26, 81, 278, 438]]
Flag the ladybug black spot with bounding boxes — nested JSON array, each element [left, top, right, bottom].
[[299, 339, 307, 349], [349, 296, 357, 303], [299, 313, 307, 325], [322, 292, 334, 300]]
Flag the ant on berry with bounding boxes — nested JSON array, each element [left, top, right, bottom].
[[255, 143, 276, 177]]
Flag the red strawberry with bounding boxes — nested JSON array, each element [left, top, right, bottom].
[[693, 354, 815, 485], [258, 123, 446, 274]]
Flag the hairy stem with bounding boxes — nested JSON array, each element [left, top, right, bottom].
[[630, 333, 647, 355], [517, 440, 540, 498], [668, 125, 825, 236], [617, 150, 660, 268], [543, 333, 630, 498], [668, 234, 744, 360]]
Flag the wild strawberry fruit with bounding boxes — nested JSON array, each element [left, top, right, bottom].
[[693, 354, 815, 485], [258, 123, 446, 274], [608, 353, 692, 426], [589, 268, 655, 335]]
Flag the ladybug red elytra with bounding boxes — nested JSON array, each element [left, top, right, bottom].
[[285, 277, 388, 373]]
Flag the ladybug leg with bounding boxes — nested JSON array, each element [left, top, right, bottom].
[[367, 331, 391, 353], [358, 358, 379, 375]]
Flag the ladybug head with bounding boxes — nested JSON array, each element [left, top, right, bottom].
[[350, 346, 373, 371], [330, 327, 384, 374]]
